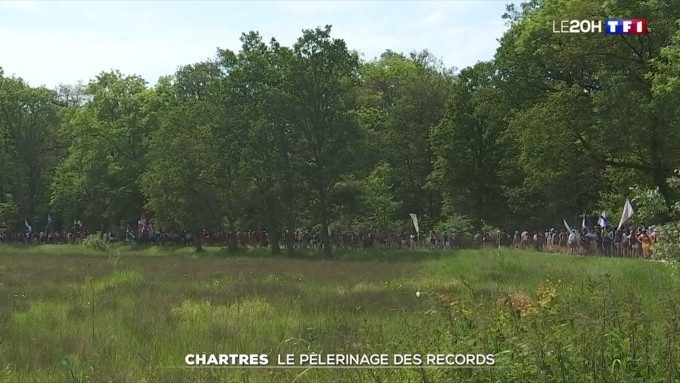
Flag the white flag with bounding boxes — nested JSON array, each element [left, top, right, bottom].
[[24, 219, 32, 232], [409, 213, 420, 233], [617, 199, 634, 230], [563, 219, 572, 232], [598, 211, 607, 227]]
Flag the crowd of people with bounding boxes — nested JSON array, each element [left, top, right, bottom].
[[0, 228, 437, 249], [0, 222, 658, 259], [127, 228, 452, 250], [473, 224, 658, 258]]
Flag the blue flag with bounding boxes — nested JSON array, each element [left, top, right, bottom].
[[582, 212, 587, 229]]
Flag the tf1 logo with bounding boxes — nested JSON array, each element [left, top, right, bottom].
[[552, 19, 647, 34], [605, 19, 647, 34]]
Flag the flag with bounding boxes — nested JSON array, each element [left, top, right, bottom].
[[46, 213, 53, 232], [409, 213, 420, 233], [618, 199, 634, 230], [598, 211, 607, 227], [564, 219, 572, 232], [138, 214, 148, 233], [582, 212, 587, 229], [24, 219, 32, 232]]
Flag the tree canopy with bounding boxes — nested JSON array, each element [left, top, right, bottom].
[[1, 0, 679, 254]]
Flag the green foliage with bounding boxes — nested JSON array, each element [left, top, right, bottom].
[[360, 50, 453, 223], [629, 186, 669, 224], [51, 71, 151, 230], [82, 232, 111, 252], [495, 0, 680, 219], [435, 213, 474, 236], [0, 194, 19, 233], [222, 32, 299, 251], [430, 62, 507, 229], [0, 72, 62, 223], [359, 162, 398, 230], [629, 169, 680, 263], [1, 4, 679, 254], [140, 103, 225, 239], [287, 25, 364, 256], [655, 222, 680, 264]]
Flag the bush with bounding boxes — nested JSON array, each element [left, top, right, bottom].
[[82, 232, 111, 252], [629, 170, 680, 265], [435, 213, 474, 235], [655, 222, 680, 264]]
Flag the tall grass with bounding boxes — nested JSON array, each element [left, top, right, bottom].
[[0, 248, 678, 382]]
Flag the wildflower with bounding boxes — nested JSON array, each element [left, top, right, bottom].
[[416, 291, 421, 298]]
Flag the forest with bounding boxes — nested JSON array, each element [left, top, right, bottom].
[[1, 0, 679, 257]]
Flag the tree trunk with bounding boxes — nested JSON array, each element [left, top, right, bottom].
[[286, 214, 295, 255], [193, 230, 203, 253], [227, 217, 237, 252], [319, 192, 332, 258], [270, 228, 281, 255], [476, 185, 484, 231]]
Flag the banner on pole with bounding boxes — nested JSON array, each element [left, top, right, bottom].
[[409, 213, 420, 233], [617, 199, 634, 230]]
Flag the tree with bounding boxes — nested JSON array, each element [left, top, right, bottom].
[[287, 25, 362, 257], [140, 102, 223, 252], [360, 162, 398, 231], [494, 0, 680, 222], [429, 62, 509, 229], [0, 72, 62, 226], [223, 32, 300, 254], [503, 87, 605, 228], [360, 50, 453, 227], [51, 71, 151, 231], [140, 60, 246, 252]]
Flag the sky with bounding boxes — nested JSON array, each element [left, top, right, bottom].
[[0, 0, 518, 89]]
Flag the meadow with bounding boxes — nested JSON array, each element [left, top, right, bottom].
[[1, 245, 679, 383]]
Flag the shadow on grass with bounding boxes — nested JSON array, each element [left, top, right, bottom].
[[207, 246, 456, 263], [0, 243, 459, 263]]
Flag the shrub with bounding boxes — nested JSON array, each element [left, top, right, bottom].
[[630, 170, 680, 265], [82, 232, 110, 252], [655, 222, 680, 264], [435, 213, 474, 235]]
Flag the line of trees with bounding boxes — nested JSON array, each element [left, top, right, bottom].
[[1, 0, 679, 255]]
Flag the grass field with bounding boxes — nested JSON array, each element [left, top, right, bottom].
[[1, 246, 679, 383]]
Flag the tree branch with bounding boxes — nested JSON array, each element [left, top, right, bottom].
[[575, 132, 673, 172]]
